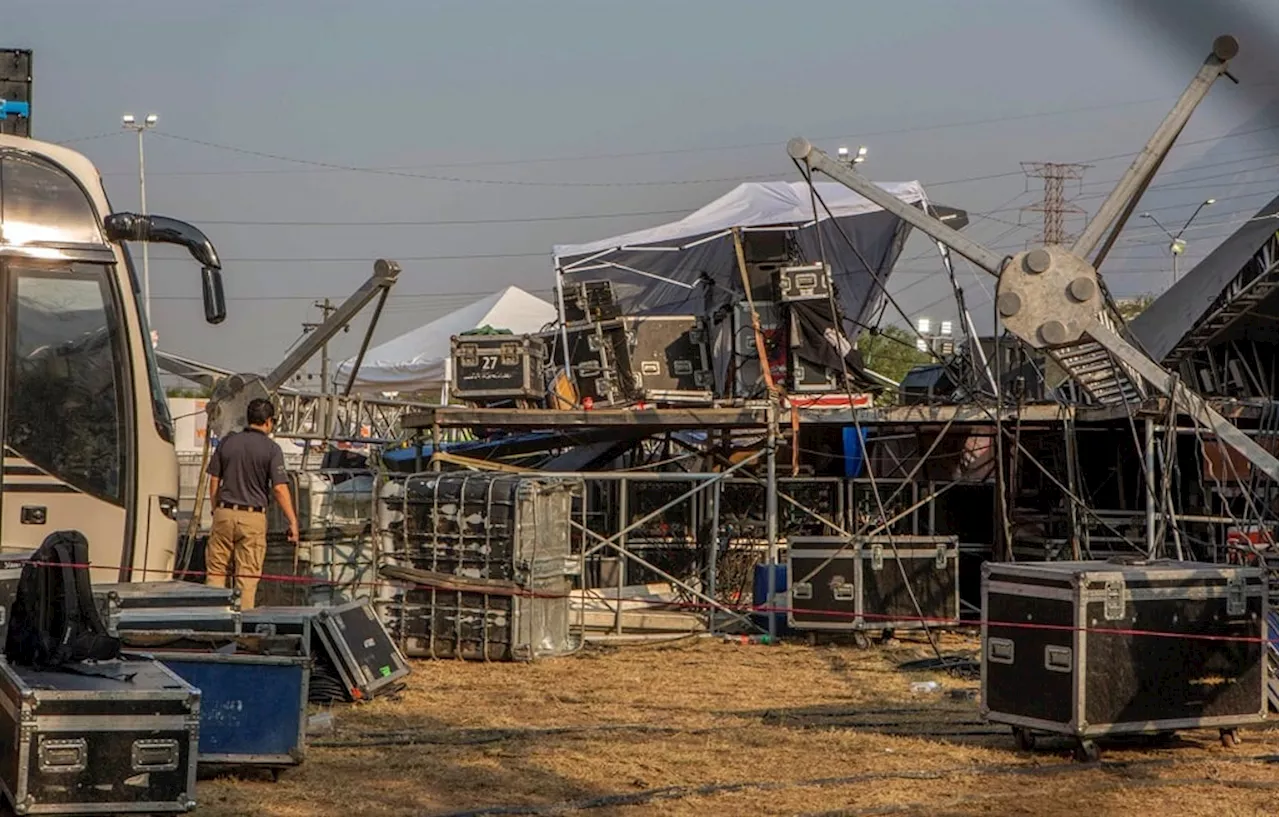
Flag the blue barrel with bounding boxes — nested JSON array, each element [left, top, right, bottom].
[[842, 426, 869, 478], [752, 563, 792, 636]]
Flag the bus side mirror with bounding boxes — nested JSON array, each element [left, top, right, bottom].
[[105, 213, 227, 324], [202, 267, 226, 325]]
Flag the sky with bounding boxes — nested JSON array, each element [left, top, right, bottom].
[[8, 0, 1278, 378]]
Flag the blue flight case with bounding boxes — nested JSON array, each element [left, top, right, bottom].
[[143, 649, 309, 775]]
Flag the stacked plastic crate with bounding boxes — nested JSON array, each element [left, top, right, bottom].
[[377, 472, 580, 661]]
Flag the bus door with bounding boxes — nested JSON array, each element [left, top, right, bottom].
[[1, 259, 132, 582]]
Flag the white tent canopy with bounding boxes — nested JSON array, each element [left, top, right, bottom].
[[550, 181, 928, 327], [335, 286, 556, 395], [553, 180, 926, 260], [551, 181, 931, 392]]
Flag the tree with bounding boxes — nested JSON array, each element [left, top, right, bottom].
[[857, 325, 930, 384], [166, 386, 211, 399], [1115, 294, 1155, 322]]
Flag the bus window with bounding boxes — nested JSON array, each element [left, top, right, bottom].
[[5, 263, 128, 504], [119, 244, 174, 443], [0, 152, 102, 246]]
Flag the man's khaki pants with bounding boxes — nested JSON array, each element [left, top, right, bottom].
[[205, 507, 268, 609]]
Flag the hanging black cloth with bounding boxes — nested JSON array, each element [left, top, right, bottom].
[[788, 300, 873, 387]]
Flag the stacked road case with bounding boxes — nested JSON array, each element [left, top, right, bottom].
[[94, 581, 241, 638], [0, 49, 32, 137], [541, 315, 713, 406], [450, 334, 548, 405]]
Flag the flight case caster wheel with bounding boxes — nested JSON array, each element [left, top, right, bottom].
[[852, 632, 872, 650], [1013, 727, 1036, 751], [1073, 739, 1101, 763], [1219, 728, 1241, 749]]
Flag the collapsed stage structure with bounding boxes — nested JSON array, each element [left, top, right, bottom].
[[386, 35, 1276, 651], [162, 38, 1276, 678]]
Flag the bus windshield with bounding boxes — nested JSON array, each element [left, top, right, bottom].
[[4, 260, 129, 504]]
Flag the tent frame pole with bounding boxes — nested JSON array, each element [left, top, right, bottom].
[[553, 254, 576, 406]]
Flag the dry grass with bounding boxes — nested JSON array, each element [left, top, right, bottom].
[[194, 633, 1279, 817]]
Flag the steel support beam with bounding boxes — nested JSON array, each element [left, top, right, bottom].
[[264, 259, 400, 393], [1086, 317, 1278, 483], [1072, 37, 1238, 260], [786, 138, 1006, 276]]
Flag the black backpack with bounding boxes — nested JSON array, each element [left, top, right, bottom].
[[5, 530, 120, 668]]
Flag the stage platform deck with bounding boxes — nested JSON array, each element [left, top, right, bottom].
[[402, 397, 1270, 433]]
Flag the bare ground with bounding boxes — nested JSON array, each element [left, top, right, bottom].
[[194, 633, 1279, 817]]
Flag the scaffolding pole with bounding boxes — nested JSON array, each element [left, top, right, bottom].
[[1145, 418, 1158, 558], [765, 399, 780, 640]]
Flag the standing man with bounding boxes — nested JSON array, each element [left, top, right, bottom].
[[205, 398, 299, 609]]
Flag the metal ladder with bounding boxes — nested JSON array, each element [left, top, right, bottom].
[[1050, 311, 1146, 406], [1166, 231, 1277, 365]]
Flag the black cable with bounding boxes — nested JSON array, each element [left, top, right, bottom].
[[790, 158, 974, 391], [796, 161, 951, 661]]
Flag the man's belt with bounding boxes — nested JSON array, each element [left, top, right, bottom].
[[218, 502, 266, 513]]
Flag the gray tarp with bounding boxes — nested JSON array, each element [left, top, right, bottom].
[[552, 181, 927, 390]]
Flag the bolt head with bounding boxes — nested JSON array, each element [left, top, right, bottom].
[[786, 137, 814, 161], [1068, 276, 1097, 303], [1212, 35, 1239, 62], [1040, 320, 1070, 345], [997, 291, 1023, 318], [1025, 249, 1052, 274]]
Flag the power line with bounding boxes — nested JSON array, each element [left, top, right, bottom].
[[149, 132, 779, 188], [921, 126, 1277, 188], [190, 209, 691, 227], [152, 153, 1276, 231], [54, 131, 127, 145], [151, 250, 548, 264], [972, 159, 1274, 217], [100, 93, 1204, 178], [150, 288, 556, 303], [118, 122, 1275, 191]]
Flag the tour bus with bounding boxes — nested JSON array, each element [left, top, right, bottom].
[[0, 133, 226, 582]]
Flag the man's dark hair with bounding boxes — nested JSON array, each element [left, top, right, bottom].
[[246, 398, 276, 428]]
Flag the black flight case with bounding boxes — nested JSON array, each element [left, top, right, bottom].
[[981, 559, 1269, 761], [93, 581, 241, 638], [788, 535, 960, 643], [0, 658, 200, 814]]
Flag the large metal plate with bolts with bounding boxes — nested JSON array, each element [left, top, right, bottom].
[[996, 246, 1102, 348], [785, 35, 1277, 487], [981, 559, 1268, 762], [0, 659, 200, 815]]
